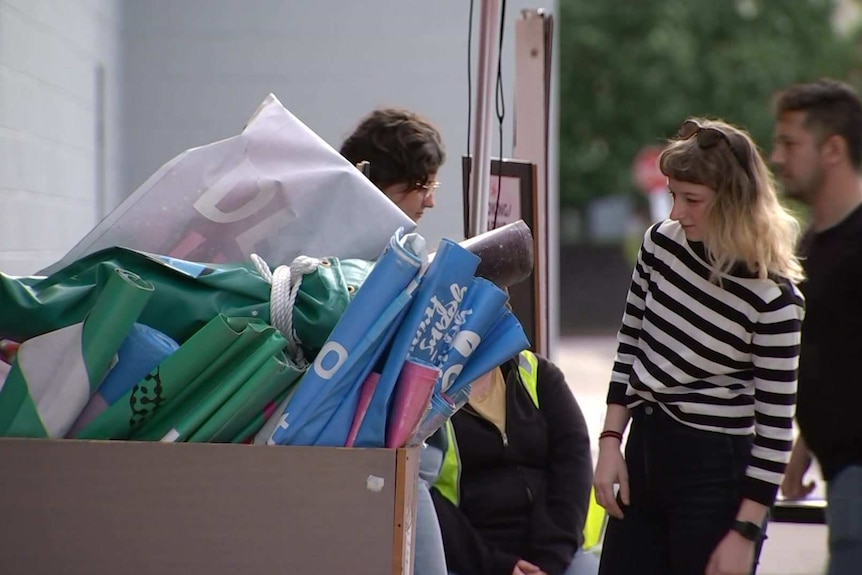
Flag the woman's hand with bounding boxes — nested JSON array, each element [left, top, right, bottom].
[[705, 530, 755, 575], [512, 559, 547, 575], [593, 439, 629, 519]]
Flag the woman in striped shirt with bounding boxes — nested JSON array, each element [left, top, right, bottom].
[[594, 119, 805, 575]]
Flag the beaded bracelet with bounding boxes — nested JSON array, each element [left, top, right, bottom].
[[599, 430, 623, 442]]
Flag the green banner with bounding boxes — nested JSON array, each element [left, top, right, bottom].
[[228, 386, 295, 444], [188, 355, 302, 443], [76, 314, 251, 440], [0, 247, 374, 360], [0, 268, 154, 438], [143, 324, 289, 442]]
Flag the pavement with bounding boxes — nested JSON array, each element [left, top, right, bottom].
[[555, 335, 828, 575]]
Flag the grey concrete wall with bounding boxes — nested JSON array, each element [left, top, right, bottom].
[[121, 0, 551, 251], [0, 0, 123, 274]]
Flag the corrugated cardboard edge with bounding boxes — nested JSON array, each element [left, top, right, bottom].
[[392, 447, 420, 575]]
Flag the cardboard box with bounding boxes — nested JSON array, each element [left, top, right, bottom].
[[0, 439, 419, 575]]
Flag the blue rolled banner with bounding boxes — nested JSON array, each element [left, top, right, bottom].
[[267, 228, 426, 446], [433, 277, 509, 394], [350, 239, 480, 448], [446, 309, 529, 399], [67, 323, 179, 437]]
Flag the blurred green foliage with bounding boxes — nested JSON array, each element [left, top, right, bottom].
[[559, 0, 862, 209]]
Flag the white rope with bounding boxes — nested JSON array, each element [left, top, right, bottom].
[[250, 254, 273, 282], [250, 253, 320, 368]]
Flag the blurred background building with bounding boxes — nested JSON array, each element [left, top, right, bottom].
[[1, 0, 861, 333], [0, 0, 544, 277]]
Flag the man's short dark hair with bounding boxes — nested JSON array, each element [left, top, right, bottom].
[[340, 108, 446, 189], [773, 78, 862, 170]]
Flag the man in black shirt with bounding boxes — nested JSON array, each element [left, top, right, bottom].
[[771, 78, 862, 575]]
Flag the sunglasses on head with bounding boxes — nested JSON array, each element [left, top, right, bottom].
[[676, 120, 752, 178]]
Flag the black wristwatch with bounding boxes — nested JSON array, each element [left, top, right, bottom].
[[731, 519, 764, 542]]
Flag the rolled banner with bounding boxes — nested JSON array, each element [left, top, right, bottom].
[[67, 323, 179, 437], [252, 386, 297, 445], [164, 331, 296, 443], [188, 354, 301, 443], [4, 246, 372, 365], [456, 220, 534, 289], [408, 392, 457, 446], [83, 269, 156, 386], [406, 309, 530, 444], [433, 277, 509, 394], [76, 314, 256, 440], [310, 311, 404, 447], [133, 319, 283, 441], [351, 239, 479, 448], [444, 385, 472, 413], [385, 359, 441, 449], [232, 385, 294, 444], [445, 310, 530, 400], [0, 268, 153, 438], [344, 372, 380, 448], [266, 228, 427, 446]]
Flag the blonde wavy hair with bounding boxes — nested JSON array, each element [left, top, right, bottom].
[[659, 118, 804, 284]]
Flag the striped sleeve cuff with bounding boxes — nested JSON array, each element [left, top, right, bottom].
[[607, 381, 629, 405], [742, 475, 780, 507]]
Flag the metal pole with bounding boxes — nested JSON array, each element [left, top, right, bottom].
[[468, 0, 501, 238]]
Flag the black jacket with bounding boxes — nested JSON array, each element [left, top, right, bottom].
[[796, 205, 862, 480], [430, 354, 593, 575]]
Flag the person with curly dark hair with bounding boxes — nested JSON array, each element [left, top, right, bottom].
[[340, 107, 448, 575], [340, 108, 446, 222]]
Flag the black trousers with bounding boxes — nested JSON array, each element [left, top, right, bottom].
[[598, 404, 763, 575]]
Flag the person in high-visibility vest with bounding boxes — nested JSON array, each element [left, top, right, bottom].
[[430, 350, 598, 575]]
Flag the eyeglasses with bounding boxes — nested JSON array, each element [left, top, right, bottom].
[[676, 120, 752, 178], [400, 180, 440, 197], [413, 180, 441, 193]]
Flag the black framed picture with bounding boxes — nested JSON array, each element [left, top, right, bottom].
[[462, 156, 540, 350]]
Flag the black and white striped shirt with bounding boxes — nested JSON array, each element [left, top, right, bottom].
[[608, 220, 805, 506]]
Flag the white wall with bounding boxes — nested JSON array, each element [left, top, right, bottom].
[[0, 0, 123, 274], [0, 0, 555, 269], [121, 0, 549, 251]]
